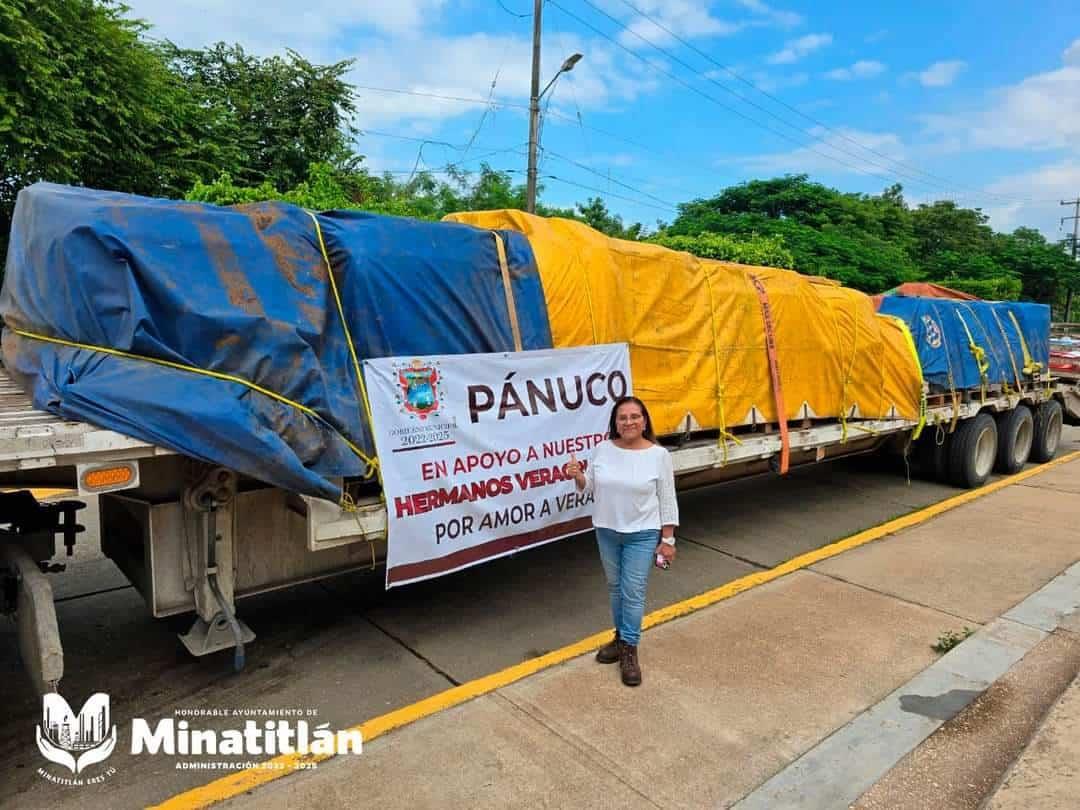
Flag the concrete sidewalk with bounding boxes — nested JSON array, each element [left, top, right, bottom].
[[215, 456, 1080, 810], [987, 673, 1080, 809]]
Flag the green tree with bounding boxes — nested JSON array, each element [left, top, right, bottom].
[[910, 201, 995, 262], [571, 197, 643, 239], [187, 163, 430, 218], [161, 42, 358, 191], [929, 251, 1021, 300], [668, 175, 921, 290], [991, 227, 1078, 306], [648, 231, 794, 268], [0, 0, 228, 252]]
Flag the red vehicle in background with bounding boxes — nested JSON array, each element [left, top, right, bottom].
[[1051, 323, 1080, 381], [1051, 323, 1080, 424]]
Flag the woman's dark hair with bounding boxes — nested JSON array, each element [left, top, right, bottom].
[[608, 396, 657, 442]]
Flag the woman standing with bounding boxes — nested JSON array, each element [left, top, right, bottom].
[[566, 396, 679, 686]]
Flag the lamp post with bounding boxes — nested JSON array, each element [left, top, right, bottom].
[[526, 0, 582, 213]]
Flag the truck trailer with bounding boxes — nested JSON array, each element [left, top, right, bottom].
[[0, 183, 1071, 693]]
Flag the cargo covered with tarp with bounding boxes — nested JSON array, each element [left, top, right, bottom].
[[1, 183, 552, 502], [445, 210, 923, 434], [870, 282, 978, 309], [876, 296, 1050, 394]]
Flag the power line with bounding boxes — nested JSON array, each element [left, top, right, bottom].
[[545, 148, 701, 201], [542, 148, 678, 207], [362, 125, 699, 201], [353, 84, 694, 162], [360, 129, 459, 147], [365, 143, 530, 176], [542, 174, 677, 213], [564, 0, 1038, 206], [351, 87, 1037, 214], [611, 0, 1045, 205], [354, 84, 531, 110], [555, 27, 594, 168], [460, 31, 519, 166], [1061, 197, 1079, 321], [548, 1, 968, 201], [496, 0, 532, 18]]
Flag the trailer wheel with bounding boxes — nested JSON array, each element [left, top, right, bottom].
[[915, 429, 950, 482], [947, 413, 998, 488], [1031, 399, 1063, 463], [994, 405, 1034, 474]]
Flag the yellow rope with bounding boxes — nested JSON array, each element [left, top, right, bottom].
[[8, 327, 377, 472], [701, 264, 742, 464], [307, 212, 379, 480], [990, 309, 1023, 393], [1007, 311, 1043, 376], [838, 300, 861, 444], [492, 232, 523, 352], [927, 303, 961, 433], [955, 309, 989, 403], [883, 315, 927, 441], [567, 233, 600, 345]]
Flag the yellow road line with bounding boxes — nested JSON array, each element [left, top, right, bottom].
[[150, 450, 1080, 810]]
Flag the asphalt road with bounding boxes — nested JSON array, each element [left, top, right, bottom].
[[2, 427, 1078, 809]]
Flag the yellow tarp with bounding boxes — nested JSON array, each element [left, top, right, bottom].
[[445, 210, 922, 435]]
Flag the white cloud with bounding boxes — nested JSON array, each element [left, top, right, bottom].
[[734, 0, 804, 28], [982, 159, 1080, 235], [703, 68, 808, 92], [617, 1, 743, 48], [865, 29, 888, 44], [767, 33, 833, 65], [591, 152, 637, 168], [921, 60, 1080, 152], [122, 0, 446, 54], [910, 60, 967, 87], [740, 126, 906, 175], [119, 1, 658, 132], [740, 71, 809, 92], [1065, 37, 1080, 66], [349, 32, 658, 128], [825, 60, 886, 81]]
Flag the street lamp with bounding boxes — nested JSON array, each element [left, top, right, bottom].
[[526, 1, 583, 213]]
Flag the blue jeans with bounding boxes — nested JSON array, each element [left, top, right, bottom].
[[595, 527, 659, 647]]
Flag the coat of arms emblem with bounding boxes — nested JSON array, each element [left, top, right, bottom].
[[397, 359, 441, 419], [921, 315, 943, 349]]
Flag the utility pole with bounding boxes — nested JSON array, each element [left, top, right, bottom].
[[1062, 198, 1080, 322], [526, 0, 543, 214]]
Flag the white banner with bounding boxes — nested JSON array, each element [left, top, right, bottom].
[[363, 344, 631, 588]]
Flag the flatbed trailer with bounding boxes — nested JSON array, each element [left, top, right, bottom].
[[0, 366, 1068, 692]]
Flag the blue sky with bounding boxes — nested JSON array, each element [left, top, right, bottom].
[[125, 0, 1080, 237]]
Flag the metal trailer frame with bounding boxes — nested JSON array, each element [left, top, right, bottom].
[[0, 367, 1066, 691]]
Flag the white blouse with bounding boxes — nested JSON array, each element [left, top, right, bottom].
[[583, 441, 679, 534]]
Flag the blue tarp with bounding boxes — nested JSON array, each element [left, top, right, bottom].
[[0, 183, 552, 501], [877, 296, 1050, 392]]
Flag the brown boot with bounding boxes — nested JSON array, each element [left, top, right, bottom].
[[619, 643, 642, 686], [596, 633, 621, 664]]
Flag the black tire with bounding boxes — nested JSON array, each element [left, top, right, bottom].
[[915, 429, 950, 482], [1031, 399, 1064, 463], [947, 413, 998, 489], [994, 406, 1034, 474]]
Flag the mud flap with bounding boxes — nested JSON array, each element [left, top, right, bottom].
[[1062, 385, 1080, 426], [1, 543, 63, 694]]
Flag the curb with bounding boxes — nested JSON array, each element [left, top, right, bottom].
[[854, 627, 1080, 809], [732, 560, 1080, 809]]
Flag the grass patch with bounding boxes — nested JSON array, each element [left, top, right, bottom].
[[932, 627, 975, 654]]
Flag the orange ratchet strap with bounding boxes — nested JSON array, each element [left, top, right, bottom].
[[749, 274, 790, 475]]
